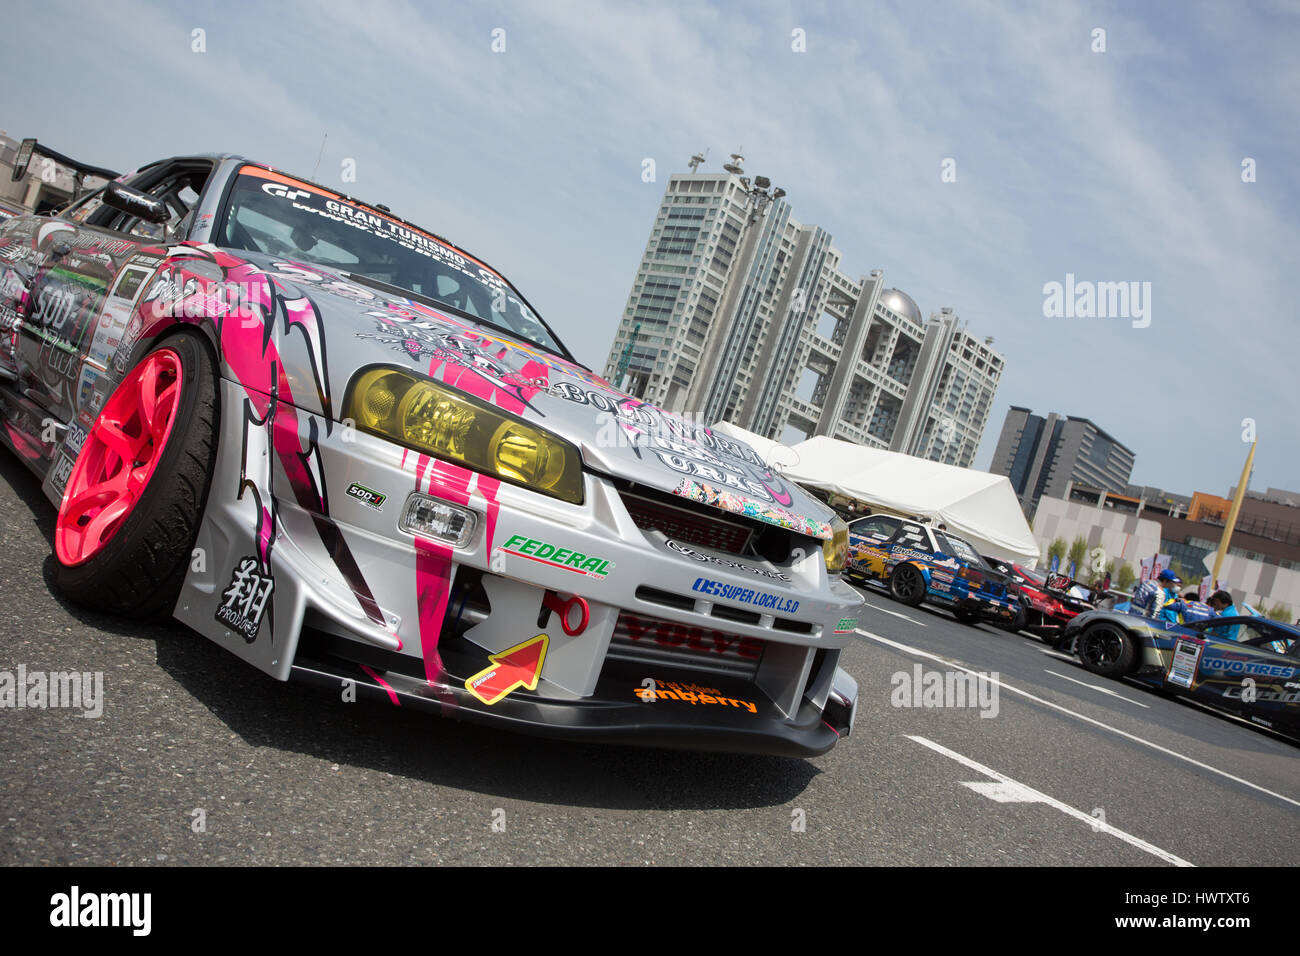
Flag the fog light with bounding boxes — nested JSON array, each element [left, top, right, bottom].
[[399, 494, 478, 548]]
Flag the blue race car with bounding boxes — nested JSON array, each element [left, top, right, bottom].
[[1063, 608, 1300, 738], [844, 514, 1018, 626]]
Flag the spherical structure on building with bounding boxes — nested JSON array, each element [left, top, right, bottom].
[[879, 288, 922, 324]]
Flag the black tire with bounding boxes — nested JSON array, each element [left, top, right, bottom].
[[997, 603, 1027, 633], [888, 563, 926, 607], [1076, 622, 1138, 678], [55, 331, 219, 619]]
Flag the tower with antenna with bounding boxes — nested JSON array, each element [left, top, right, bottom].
[[687, 149, 708, 173]]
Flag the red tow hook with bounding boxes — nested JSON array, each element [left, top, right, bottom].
[[542, 591, 590, 636]]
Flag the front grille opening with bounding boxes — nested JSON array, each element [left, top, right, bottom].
[[635, 585, 695, 612], [608, 611, 766, 681], [771, 617, 814, 635], [620, 489, 752, 554], [615, 479, 824, 570], [750, 521, 795, 564], [710, 604, 762, 626]]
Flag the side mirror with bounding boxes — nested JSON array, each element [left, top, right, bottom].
[[103, 181, 171, 224]]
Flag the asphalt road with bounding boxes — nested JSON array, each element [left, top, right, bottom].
[[1, 449, 1296, 866]]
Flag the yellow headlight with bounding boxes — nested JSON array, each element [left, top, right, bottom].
[[823, 516, 849, 573], [344, 367, 583, 504]]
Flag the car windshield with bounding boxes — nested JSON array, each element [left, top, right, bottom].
[[218, 166, 566, 355]]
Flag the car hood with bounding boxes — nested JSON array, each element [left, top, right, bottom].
[[227, 252, 836, 540]]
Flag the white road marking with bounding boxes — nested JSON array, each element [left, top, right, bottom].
[[1037, 647, 1077, 663], [961, 780, 1041, 802], [908, 735, 1195, 867], [857, 600, 927, 627], [1044, 669, 1150, 708], [858, 628, 1300, 810]]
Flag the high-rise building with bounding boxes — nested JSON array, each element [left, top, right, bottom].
[[602, 159, 1005, 467], [990, 407, 1135, 514]]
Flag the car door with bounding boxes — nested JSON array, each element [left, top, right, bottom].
[[17, 159, 212, 430], [846, 514, 900, 574], [1189, 619, 1300, 730], [884, 522, 932, 573]]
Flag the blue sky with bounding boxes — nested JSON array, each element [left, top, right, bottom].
[[4, 0, 1297, 496]]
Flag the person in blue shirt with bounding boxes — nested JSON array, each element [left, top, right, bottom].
[[1207, 589, 1254, 640], [1180, 590, 1217, 623], [1132, 569, 1180, 617], [1152, 577, 1186, 623], [1207, 590, 1239, 617]]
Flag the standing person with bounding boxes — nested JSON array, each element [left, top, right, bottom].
[[1152, 575, 1186, 624], [1132, 569, 1180, 617], [1102, 570, 1112, 593]]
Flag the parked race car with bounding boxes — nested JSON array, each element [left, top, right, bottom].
[[844, 514, 1018, 626], [1063, 608, 1300, 738], [981, 556, 1091, 640], [0, 155, 863, 756]]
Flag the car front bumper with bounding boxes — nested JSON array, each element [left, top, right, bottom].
[[175, 383, 863, 755]]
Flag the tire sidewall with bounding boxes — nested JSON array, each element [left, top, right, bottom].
[[890, 563, 926, 607], [1078, 622, 1136, 678]]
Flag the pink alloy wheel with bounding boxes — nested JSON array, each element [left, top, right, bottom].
[[55, 348, 183, 567]]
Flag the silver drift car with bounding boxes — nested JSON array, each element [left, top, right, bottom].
[[0, 155, 862, 756]]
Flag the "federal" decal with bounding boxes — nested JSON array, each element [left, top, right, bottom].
[[501, 534, 614, 578]]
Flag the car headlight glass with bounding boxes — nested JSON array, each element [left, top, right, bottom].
[[345, 367, 583, 504], [823, 516, 849, 573]]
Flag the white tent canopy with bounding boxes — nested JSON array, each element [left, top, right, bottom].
[[711, 426, 1039, 566]]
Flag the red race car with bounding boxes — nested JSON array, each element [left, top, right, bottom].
[[981, 558, 1093, 641]]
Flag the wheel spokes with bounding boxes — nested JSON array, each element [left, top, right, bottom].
[[56, 347, 185, 567], [137, 357, 160, 434], [151, 380, 179, 444], [80, 495, 133, 553], [96, 418, 144, 461], [62, 470, 130, 523]]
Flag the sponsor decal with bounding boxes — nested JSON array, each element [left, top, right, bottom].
[[691, 577, 798, 614], [834, 618, 858, 634], [345, 481, 387, 511], [464, 633, 548, 706], [356, 317, 548, 414], [87, 262, 155, 368], [49, 452, 75, 499], [113, 313, 145, 374], [1222, 685, 1300, 703], [1199, 656, 1295, 678], [64, 421, 87, 456], [500, 534, 613, 578], [634, 678, 758, 714], [665, 538, 791, 582], [214, 555, 275, 642], [622, 612, 763, 660], [1166, 637, 1204, 689], [76, 362, 99, 413], [891, 546, 935, 564]]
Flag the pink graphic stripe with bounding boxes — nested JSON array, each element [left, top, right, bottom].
[[359, 664, 401, 707]]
